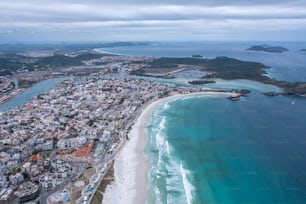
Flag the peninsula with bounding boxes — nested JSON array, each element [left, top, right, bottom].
[[130, 56, 306, 96]]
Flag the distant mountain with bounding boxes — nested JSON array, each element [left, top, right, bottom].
[[301, 49, 306, 51], [246, 45, 289, 53]]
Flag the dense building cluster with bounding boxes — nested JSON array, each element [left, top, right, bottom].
[[0, 54, 153, 104]]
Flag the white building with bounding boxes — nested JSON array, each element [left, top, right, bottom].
[[57, 136, 87, 150], [41, 140, 54, 151], [39, 173, 57, 189], [0, 176, 8, 189], [22, 162, 31, 174]]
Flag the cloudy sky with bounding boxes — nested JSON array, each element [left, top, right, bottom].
[[0, 0, 306, 42]]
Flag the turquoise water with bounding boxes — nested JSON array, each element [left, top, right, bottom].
[[104, 42, 306, 203], [147, 93, 306, 204], [1, 42, 306, 203], [3, 41, 301, 111]]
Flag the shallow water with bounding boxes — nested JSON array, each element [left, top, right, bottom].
[[147, 92, 306, 203]]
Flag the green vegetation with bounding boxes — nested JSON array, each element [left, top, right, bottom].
[[0, 58, 23, 75], [0, 70, 13, 76], [246, 45, 289, 53], [148, 57, 205, 68], [0, 52, 111, 75], [18, 79, 39, 88], [74, 53, 108, 61], [265, 80, 306, 95], [34, 55, 83, 68], [188, 80, 216, 85], [130, 56, 306, 96], [0, 42, 152, 76], [203, 57, 268, 80], [132, 56, 268, 81], [0, 58, 22, 69]]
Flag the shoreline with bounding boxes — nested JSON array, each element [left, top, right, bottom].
[[93, 48, 127, 56], [102, 91, 234, 204], [102, 96, 163, 204]]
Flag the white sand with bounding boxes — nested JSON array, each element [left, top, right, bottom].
[[102, 92, 235, 204], [102, 99, 162, 204]]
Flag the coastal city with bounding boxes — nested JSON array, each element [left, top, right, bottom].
[[0, 72, 238, 203], [0, 42, 278, 204], [0, 43, 290, 204], [1, 0, 306, 203]]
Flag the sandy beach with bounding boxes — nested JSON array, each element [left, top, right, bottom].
[[102, 98, 162, 204], [102, 92, 234, 204]]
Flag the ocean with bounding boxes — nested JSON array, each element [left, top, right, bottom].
[[147, 93, 306, 204], [1, 42, 305, 203], [102, 42, 306, 203]]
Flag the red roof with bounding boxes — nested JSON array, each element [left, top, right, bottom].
[[29, 154, 42, 161], [74, 141, 94, 157]]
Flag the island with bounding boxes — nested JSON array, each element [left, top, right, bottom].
[[301, 49, 306, 52], [188, 80, 215, 85], [246, 45, 289, 53]]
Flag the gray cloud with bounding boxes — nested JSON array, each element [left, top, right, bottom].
[[0, 0, 305, 42]]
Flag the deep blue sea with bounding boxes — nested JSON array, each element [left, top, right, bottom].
[[102, 42, 306, 204]]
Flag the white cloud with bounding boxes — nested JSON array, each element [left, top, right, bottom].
[[0, 1, 305, 42]]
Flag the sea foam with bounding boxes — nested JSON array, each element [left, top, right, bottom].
[[180, 163, 194, 204], [160, 116, 166, 129], [166, 141, 170, 155]]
